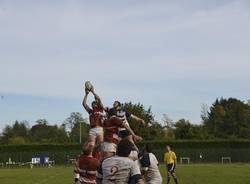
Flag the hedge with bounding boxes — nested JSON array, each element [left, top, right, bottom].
[[0, 140, 250, 164]]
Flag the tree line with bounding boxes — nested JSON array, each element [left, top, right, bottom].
[[1, 97, 250, 144]]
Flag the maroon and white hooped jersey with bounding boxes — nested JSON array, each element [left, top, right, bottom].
[[103, 116, 124, 144], [77, 155, 99, 184]]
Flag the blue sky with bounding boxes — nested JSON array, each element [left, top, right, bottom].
[[1, 0, 250, 131]]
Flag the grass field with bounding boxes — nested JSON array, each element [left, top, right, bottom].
[[0, 164, 250, 184]]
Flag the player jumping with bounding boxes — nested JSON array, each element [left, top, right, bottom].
[[108, 101, 145, 151], [82, 87, 105, 147], [102, 115, 142, 159]]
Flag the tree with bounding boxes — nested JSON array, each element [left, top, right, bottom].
[[123, 102, 165, 140], [30, 119, 69, 143], [162, 114, 175, 140], [204, 98, 250, 139], [64, 112, 89, 143], [174, 119, 193, 139], [1, 121, 29, 144]]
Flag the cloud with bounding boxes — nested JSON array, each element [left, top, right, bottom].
[[0, 0, 250, 124]]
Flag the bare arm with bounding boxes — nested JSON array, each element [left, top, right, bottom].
[[137, 179, 145, 184], [82, 90, 91, 113], [123, 123, 143, 142], [90, 88, 105, 109], [131, 114, 145, 125]]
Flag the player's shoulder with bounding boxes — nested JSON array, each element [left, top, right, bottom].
[[171, 151, 176, 154], [149, 152, 156, 159]]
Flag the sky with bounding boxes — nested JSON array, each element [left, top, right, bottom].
[[0, 0, 250, 131]]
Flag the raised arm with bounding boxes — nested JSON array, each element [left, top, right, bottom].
[[90, 88, 105, 109], [123, 123, 143, 143], [131, 114, 145, 125], [82, 90, 91, 113]]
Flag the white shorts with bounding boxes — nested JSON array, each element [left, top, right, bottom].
[[101, 142, 117, 153], [89, 127, 103, 137]]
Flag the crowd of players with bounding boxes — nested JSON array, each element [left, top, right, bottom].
[[74, 85, 179, 184]]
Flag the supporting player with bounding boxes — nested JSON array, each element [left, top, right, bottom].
[[75, 142, 99, 184], [98, 139, 144, 184], [164, 145, 179, 184], [109, 101, 145, 151], [102, 116, 142, 159], [82, 87, 105, 147], [139, 144, 162, 184]]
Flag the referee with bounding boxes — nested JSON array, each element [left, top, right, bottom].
[[164, 145, 179, 184]]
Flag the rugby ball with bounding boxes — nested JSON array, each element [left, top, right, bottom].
[[85, 81, 93, 91]]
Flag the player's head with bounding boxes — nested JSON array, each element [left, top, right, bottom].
[[117, 139, 134, 157], [113, 100, 121, 110], [82, 142, 94, 156], [166, 145, 171, 152], [91, 100, 98, 109], [144, 143, 153, 153]]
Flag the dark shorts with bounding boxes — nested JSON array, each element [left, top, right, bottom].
[[118, 130, 131, 138], [167, 163, 176, 173]]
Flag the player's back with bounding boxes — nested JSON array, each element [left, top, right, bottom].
[[140, 153, 162, 184], [103, 116, 123, 144], [78, 155, 99, 184], [100, 155, 140, 184]]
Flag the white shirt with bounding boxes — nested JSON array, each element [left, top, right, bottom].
[[141, 153, 162, 184], [100, 155, 141, 184]]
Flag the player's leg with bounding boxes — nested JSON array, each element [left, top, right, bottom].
[[96, 127, 104, 145], [167, 172, 171, 184], [87, 128, 97, 147], [121, 131, 139, 153], [166, 164, 172, 184], [171, 171, 179, 184]]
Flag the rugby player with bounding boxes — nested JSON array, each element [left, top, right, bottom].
[[164, 145, 179, 184], [75, 142, 99, 184], [108, 101, 145, 150], [102, 116, 142, 159], [139, 144, 162, 184], [82, 88, 105, 147], [98, 139, 144, 184]]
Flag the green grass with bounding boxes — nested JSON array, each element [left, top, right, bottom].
[[0, 164, 250, 184]]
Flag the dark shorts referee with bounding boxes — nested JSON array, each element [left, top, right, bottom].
[[164, 145, 179, 184]]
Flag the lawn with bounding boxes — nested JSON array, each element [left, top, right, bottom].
[[0, 164, 250, 184]]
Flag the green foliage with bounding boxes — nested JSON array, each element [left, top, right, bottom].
[[8, 136, 26, 145], [1, 140, 250, 164], [64, 112, 90, 143], [174, 119, 208, 140], [123, 102, 165, 140], [204, 98, 250, 139]]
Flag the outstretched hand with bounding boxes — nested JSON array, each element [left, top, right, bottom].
[[85, 88, 90, 95], [133, 135, 143, 142]]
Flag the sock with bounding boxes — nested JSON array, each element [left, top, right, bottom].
[[173, 176, 178, 184], [167, 176, 171, 184]]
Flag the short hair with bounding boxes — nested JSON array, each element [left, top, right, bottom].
[[144, 143, 153, 153], [92, 101, 97, 107], [117, 139, 134, 157], [166, 145, 172, 149], [114, 101, 121, 106], [82, 142, 94, 155]]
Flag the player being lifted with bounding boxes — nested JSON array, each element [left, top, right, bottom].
[[82, 82, 105, 147], [102, 115, 142, 159], [108, 101, 145, 151]]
